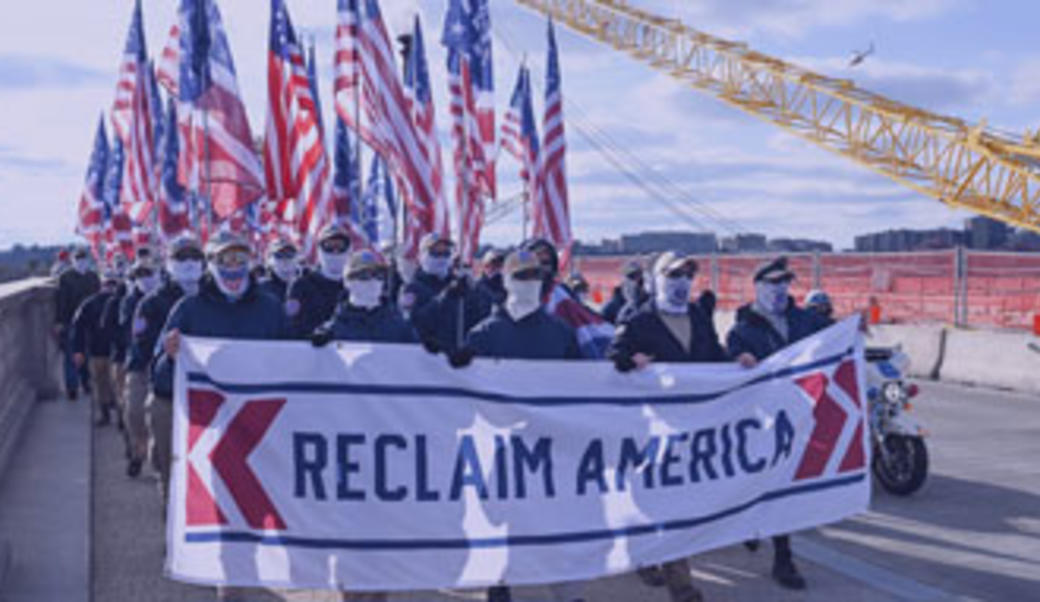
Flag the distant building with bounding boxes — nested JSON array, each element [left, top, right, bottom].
[[1008, 229, 1040, 252], [966, 216, 1010, 250], [854, 228, 965, 252], [720, 233, 768, 254], [618, 231, 717, 255], [767, 238, 833, 253]]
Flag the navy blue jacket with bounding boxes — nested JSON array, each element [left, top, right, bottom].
[[602, 286, 649, 325], [411, 279, 492, 355], [286, 270, 344, 339], [100, 284, 128, 363], [71, 290, 114, 358], [467, 306, 580, 360], [56, 269, 100, 328], [607, 301, 726, 371], [319, 302, 417, 344], [127, 281, 185, 373], [117, 288, 144, 368], [475, 273, 506, 305], [152, 277, 289, 398], [258, 275, 290, 304], [726, 302, 830, 361], [401, 269, 450, 315]]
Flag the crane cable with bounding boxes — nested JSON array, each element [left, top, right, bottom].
[[492, 18, 748, 236]]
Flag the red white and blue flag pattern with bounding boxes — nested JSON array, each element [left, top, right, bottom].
[[533, 20, 573, 268], [178, 0, 265, 221]]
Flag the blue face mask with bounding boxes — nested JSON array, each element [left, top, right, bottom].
[[210, 264, 250, 300]]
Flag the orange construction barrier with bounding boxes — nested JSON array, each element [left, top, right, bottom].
[[1034, 314, 1040, 336]]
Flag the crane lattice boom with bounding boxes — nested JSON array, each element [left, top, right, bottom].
[[515, 0, 1040, 232]]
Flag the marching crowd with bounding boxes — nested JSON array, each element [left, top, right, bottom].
[[52, 227, 835, 602]]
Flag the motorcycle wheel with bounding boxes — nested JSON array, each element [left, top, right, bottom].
[[873, 435, 928, 496]]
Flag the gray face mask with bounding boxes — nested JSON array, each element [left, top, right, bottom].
[[756, 281, 790, 315], [421, 254, 451, 278]]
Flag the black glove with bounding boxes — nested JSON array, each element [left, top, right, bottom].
[[448, 347, 475, 368], [445, 276, 468, 298], [613, 356, 635, 373], [421, 337, 441, 354], [310, 328, 333, 348]]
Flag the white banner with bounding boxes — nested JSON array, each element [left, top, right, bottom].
[[167, 317, 870, 591]]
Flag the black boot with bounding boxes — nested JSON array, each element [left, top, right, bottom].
[[771, 535, 806, 589], [127, 458, 143, 478], [487, 585, 512, 602]]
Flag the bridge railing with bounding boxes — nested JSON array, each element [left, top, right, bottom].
[[0, 278, 61, 478]]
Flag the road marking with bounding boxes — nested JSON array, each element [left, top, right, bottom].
[[796, 536, 956, 601]]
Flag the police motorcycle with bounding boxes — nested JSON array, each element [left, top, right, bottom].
[[865, 346, 929, 495]]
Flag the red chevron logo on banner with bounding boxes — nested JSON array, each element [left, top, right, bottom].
[[185, 389, 288, 530], [793, 360, 865, 480]]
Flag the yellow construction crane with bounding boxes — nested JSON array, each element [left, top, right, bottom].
[[514, 0, 1040, 232]]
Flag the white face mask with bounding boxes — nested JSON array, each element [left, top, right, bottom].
[[209, 263, 250, 300], [504, 276, 543, 321], [621, 277, 642, 303], [73, 257, 89, 273], [420, 253, 451, 278], [655, 274, 691, 314], [318, 250, 349, 280], [168, 259, 203, 291], [346, 279, 384, 309], [136, 274, 160, 295], [756, 281, 790, 315], [270, 257, 297, 282]]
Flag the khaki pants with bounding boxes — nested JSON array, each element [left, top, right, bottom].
[[111, 363, 126, 412], [146, 393, 173, 505], [125, 371, 150, 461], [88, 357, 115, 416]]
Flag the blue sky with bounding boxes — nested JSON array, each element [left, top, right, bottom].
[[1, 0, 1038, 251]]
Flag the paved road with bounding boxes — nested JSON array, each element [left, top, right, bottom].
[[87, 380, 1040, 601]]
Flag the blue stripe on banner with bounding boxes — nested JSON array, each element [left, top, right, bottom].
[[183, 472, 865, 550], [186, 346, 855, 408]]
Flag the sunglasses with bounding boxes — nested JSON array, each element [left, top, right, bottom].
[[666, 268, 696, 279], [348, 269, 386, 281], [320, 238, 350, 253], [214, 249, 250, 269], [512, 268, 544, 281], [172, 249, 204, 262]]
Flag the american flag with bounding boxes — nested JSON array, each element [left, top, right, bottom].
[[159, 98, 190, 240], [147, 61, 165, 162], [546, 283, 614, 358], [102, 137, 134, 261], [307, 42, 325, 141], [156, 24, 181, 96], [76, 117, 109, 254], [442, 0, 495, 263], [178, 0, 265, 221], [501, 65, 540, 201], [331, 114, 361, 227], [110, 0, 147, 144], [263, 0, 330, 253], [533, 19, 573, 267], [403, 17, 449, 256], [122, 63, 158, 228], [442, 0, 496, 199], [358, 155, 388, 244], [335, 0, 442, 259]]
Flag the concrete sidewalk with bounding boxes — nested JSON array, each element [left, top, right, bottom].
[[0, 398, 90, 602]]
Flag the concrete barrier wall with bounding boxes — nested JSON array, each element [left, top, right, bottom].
[[714, 309, 1040, 393], [939, 328, 1040, 392], [0, 278, 61, 479]]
